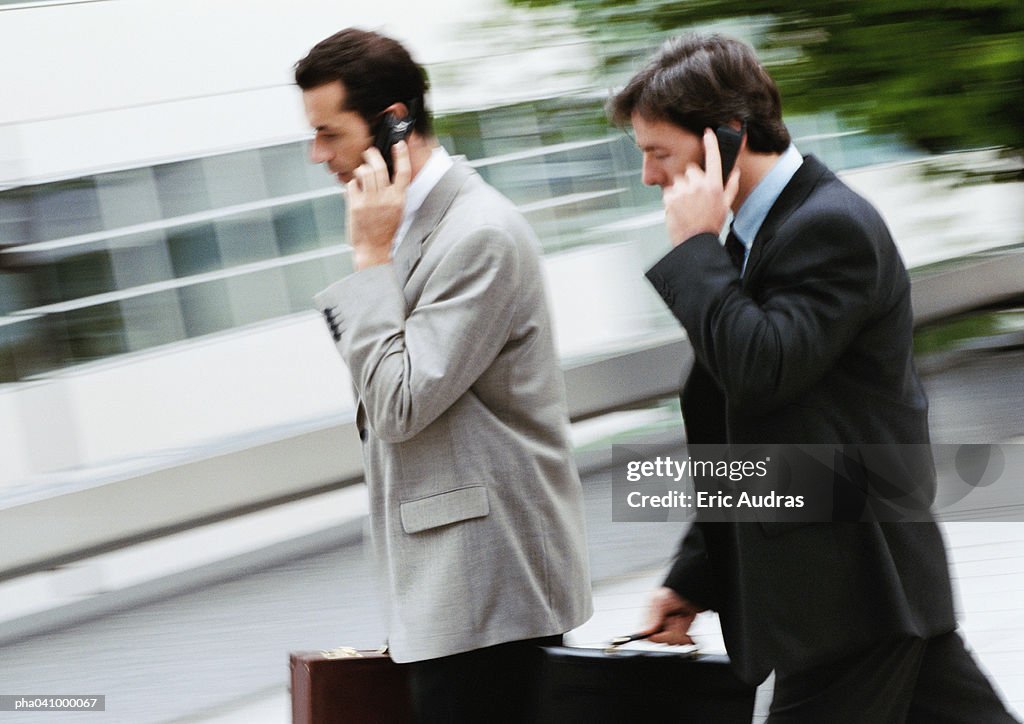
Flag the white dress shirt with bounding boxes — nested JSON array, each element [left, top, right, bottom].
[[391, 145, 455, 255]]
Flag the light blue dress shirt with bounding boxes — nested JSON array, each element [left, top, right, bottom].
[[730, 144, 803, 275]]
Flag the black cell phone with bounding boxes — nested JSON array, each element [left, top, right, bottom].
[[714, 123, 745, 181], [372, 105, 416, 180]]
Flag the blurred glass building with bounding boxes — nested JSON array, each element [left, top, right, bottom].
[[0, 99, 645, 382]]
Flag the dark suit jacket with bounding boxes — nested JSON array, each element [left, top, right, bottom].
[[645, 155, 955, 685]]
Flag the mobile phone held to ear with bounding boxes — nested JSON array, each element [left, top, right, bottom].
[[372, 106, 416, 180], [715, 123, 745, 182]]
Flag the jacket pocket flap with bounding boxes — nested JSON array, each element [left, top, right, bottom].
[[400, 486, 489, 534]]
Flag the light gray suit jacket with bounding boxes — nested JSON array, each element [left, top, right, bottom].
[[313, 158, 592, 663]]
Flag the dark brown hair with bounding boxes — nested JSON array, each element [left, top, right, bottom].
[[608, 34, 790, 153], [294, 28, 432, 135]]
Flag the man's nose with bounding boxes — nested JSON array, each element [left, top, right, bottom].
[[309, 138, 330, 164], [641, 158, 661, 187]]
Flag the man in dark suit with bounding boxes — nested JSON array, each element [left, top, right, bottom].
[[610, 34, 1017, 722]]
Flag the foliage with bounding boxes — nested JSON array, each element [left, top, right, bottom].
[[507, 0, 1024, 153]]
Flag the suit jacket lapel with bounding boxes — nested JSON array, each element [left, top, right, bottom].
[[358, 160, 473, 435], [392, 158, 474, 288], [744, 155, 829, 279]]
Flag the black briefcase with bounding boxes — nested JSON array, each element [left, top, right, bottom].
[[535, 646, 756, 723]]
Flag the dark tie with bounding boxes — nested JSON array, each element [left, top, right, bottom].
[[725, 226, 746, 274]]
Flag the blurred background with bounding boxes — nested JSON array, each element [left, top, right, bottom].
[[0, 0, 1021, 722]]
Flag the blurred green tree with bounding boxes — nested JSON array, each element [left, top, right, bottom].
[[507, 0, 1023, 153]]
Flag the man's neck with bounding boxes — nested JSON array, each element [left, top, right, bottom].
[[406, 133, 438, 181], [732, 152, 782, 212]]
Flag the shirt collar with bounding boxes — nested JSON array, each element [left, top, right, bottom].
[[732, 143, 803, 249], [403, 145, 454, 222], [392, 145, 454, 254]]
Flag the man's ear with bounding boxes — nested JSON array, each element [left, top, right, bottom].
[[731, 119, 748, 154], [384, 102, 410, 120]]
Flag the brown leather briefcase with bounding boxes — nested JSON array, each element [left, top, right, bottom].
[[289, 647, 414, 724]]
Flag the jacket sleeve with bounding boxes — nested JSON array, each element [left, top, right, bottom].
[[663, 523, 720, 611], [645, 209, 888, 416], [314, 225, 521, 443]]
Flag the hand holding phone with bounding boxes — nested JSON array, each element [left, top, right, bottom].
[[662, 128, 743, 247], [346, 104, 416, 270]]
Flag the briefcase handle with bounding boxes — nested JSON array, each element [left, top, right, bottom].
[[605, 631, 700, 655], [319, 645, 390, 659]]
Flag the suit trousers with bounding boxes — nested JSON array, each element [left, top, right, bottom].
[[768, 630, 1019, 723], [405, 634, 562, 724]]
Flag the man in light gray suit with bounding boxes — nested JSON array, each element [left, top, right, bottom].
[[295, 28, 592, 723]]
